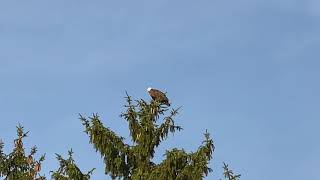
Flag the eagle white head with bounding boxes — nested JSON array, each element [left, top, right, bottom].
[[147, 87, 152, 92]]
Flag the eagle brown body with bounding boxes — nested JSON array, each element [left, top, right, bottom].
[[147, 87, 170, 106]]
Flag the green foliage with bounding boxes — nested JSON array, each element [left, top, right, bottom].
[[0, 124, 45, 180], [0, 93, 240, 180], [51, 149, 95, 180], [222, 162, 241, 180], [80, 94, 215, 179]]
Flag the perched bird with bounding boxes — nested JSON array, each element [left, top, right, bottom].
[[147, 87, 170, 106]]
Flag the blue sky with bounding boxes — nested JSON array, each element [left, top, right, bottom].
[[0, 1, 320, 179]]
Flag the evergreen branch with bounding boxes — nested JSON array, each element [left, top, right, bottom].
[[120, 93, 141, 143], [176, 131, 214, 179], [147, 100, 168, 121], [149, 148, 189, 180], [51, 149, 94, 180], [152, 131, 214, 180], [81, 114, 128, 152], [152, 108, 182, 149], [80, 114, 130, 178], [223, 162, 241, 180], [0, 140, 5, 177]]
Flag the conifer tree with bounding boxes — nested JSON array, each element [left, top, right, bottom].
[[0, 125, 45, 180], [0, 93, 240, 180], [80, 93, 215, 179], [51, 149, 95, 180]]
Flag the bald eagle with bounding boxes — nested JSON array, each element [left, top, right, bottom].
[[147, 87, 170, 106]]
